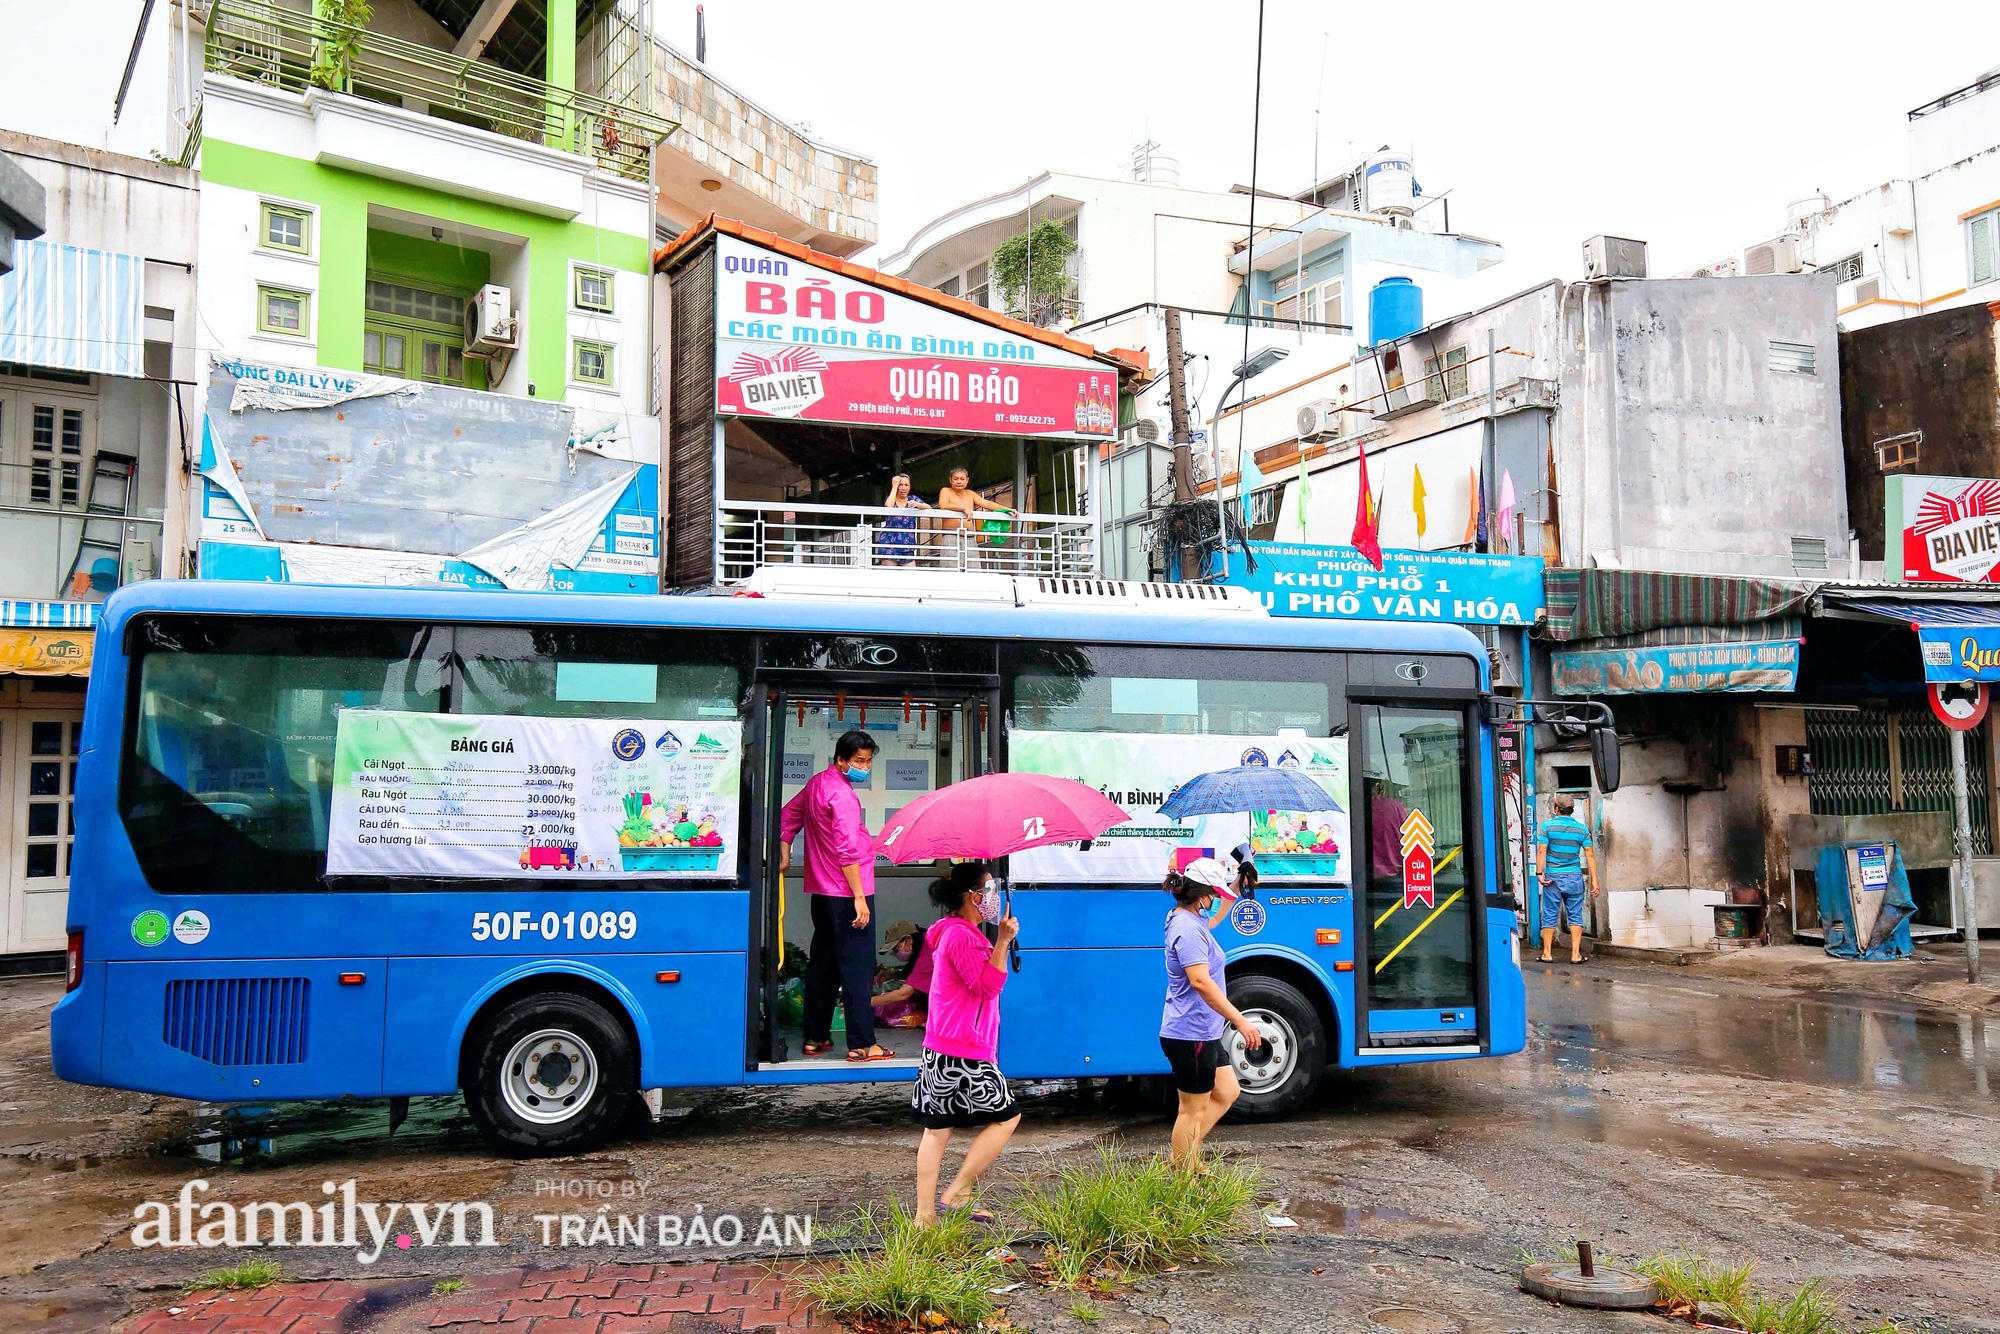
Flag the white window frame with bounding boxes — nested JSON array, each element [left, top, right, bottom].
[[1968, 206, 1999, 289], [0, 385, 97, 511]]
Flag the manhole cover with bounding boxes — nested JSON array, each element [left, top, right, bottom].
[[1366, 1307, 1465, 1334], [1520, 1262, 1660, 1309]]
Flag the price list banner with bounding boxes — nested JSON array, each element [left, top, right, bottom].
[[327, 710, 742, 879]]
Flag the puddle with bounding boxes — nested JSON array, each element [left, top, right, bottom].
[[1555, 1102, 2000, 1253], [159, 1095, 476, 1166], [1525, 968, 1999, 1113], [0, 1122, 109, 1150]]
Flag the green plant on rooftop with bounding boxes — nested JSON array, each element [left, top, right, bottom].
[[992, 217, 1078, 327], [308, 0, 372, 92]]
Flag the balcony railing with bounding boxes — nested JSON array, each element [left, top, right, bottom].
[[718, 501, 1096, 584], [204, 0, 676, 179]]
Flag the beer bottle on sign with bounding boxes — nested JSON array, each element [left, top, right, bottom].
[[1074, 383, 1087, 434]]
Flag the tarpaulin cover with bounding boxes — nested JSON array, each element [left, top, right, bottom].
[[1815, 842, 1915, 960], [1541, 568, 1815, 642]]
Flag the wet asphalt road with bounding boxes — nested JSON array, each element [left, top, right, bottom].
[[0, 959, 1996, 1331]]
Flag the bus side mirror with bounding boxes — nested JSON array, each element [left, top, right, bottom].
[[1591, 725, 1621, 795]]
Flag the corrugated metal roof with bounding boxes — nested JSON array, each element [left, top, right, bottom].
[[1838, 600, 2000, 628]]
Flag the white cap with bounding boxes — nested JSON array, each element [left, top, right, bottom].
[[1180, 857, 1237, 899]]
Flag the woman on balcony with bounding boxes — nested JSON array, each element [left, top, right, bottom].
[[879, 473, 930, 567]]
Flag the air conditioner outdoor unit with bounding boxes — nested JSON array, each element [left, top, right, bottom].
[[465, 284, 519, 353], [1582, 235, 1648, 280], [1297, 398, 1343, 441], [1744, 237, 1802, 276]]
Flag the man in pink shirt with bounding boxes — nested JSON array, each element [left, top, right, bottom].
[[779, 730, 888, 1061]]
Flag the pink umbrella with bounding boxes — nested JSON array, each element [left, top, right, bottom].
[[874, 772, 1130, 863]]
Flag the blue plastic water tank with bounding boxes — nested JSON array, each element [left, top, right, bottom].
[[1369, 275, 1423, 345]]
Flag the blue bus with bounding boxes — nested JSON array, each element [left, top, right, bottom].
[[51, 577, 1604, 1156]]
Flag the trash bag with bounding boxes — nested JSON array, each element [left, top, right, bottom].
[[1817, 842, 1916, 960]]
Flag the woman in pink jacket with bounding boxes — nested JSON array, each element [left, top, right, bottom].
[[911, 861, 1020, 1226]]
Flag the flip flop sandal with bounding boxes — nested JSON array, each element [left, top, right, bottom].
[[941, 1202, 996, 1224], [802, 1041, 833, 1056], [847, 1046, 896, 1062]]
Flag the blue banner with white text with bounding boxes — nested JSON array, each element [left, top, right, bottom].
[[1225, 543, 1545, 626]]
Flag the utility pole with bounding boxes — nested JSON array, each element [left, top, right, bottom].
[[1951, 726, 1982, 984], [1164, 306, 1194, 501]]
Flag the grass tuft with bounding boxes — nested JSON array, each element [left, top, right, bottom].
[[1015, 1146, 1261, 1288], [793, 1198, 1004, 1330], [1721, 1276, 1843, 1334], [1635, 1252, 1755, 1310], [1069, 1298, 1102, 1323], [431, 1278, 466, 1296], [182, 1257, 285, 1293], [1629, 1253, 1854, 1334]]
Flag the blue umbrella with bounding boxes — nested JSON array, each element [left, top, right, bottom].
[[1157, 765, 1344, 819]]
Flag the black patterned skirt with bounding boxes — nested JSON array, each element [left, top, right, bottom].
[[910, 1047, 1020, 1129]]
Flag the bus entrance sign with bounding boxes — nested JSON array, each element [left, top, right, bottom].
[[1400, 807, 1436, 910]]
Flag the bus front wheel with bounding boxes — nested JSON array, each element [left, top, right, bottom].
[[1221, 974, 1326, 1121], [463, 991, 636, 1157]]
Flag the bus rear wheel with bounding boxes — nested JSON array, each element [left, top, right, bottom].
[[1222, 974, 1326, 1121], [463, 991, 636, 1157]]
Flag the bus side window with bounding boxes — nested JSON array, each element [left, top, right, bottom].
[[120, 617, 448, 894], [453, 626, 746, 721]]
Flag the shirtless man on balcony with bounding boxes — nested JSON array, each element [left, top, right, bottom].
[[936, 467, 1013, 569]]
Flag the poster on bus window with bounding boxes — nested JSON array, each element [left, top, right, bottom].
[[327, 710, 742, 880], [1008, 731, 1350, 884]]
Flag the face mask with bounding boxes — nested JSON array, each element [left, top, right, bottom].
[[894, 940, 914, 964], [845, 765, 870, 785], [976, 886, 1003, 924]]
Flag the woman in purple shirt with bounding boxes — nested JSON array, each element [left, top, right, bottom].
[[1160, 858, 1263, 1167]]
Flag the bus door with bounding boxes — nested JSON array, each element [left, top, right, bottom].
[[749, 681, 999, 1069], [1352, 701, 1487, 1053]]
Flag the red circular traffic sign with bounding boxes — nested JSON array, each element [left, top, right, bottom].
[[1929, 681, 1990, 731]]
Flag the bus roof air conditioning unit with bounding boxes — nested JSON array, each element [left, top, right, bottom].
[[1744, 237, 1802, 276], [465, 284, 520, 379], [1298, 399, 1343, 441]]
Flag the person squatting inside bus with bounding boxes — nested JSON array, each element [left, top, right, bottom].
[[779, 729, 893, 1061], [911, 862, 1021, 1226], [1159, 858, 1264, 1168]]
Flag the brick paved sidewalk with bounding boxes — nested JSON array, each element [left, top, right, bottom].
[[125, 1262, 839, 1332]]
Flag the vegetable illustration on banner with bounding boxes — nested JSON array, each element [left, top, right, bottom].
[[1009, 730, 1349, 884], [1400, 806, 1436, 909], [327, 711, 741, 880]]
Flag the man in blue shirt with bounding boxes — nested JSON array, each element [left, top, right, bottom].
[[1538, 793, 1598, 963]]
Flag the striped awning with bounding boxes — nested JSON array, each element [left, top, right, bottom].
[[1542, 567, 1816, 642], [0, 600, 99, 628], [0, 239, 145, 377]]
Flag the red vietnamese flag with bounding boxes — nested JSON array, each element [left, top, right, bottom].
[[1351, 438, 1383, 570]]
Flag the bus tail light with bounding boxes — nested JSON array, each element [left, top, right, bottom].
[[65, 932, 83, 992], [338, 972, 367, 985]]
